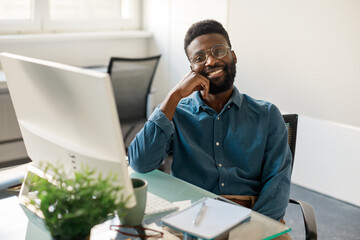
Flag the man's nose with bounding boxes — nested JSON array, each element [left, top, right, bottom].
[[204, 53, 219, 66]]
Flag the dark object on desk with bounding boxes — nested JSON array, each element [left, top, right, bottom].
[[110, 224, 163, 239], [107, 55, 161, 148], [283, 114, 317, 240]]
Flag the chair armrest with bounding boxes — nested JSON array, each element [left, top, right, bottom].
[[289, 198, 318, 240]]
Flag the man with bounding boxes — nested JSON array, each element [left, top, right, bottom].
[[128, 20, 292, 224]]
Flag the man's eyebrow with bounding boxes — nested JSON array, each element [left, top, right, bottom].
[[194, 49, 205, 54]]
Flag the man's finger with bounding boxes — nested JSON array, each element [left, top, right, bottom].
[[198, 79, 209, 98]]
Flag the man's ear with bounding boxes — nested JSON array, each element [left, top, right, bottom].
[[231, 50, 237, 63]]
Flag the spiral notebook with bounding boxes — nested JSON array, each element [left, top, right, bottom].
[[161, 197, 251, 239]]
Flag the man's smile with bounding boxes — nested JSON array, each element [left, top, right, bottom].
[[206, 67, 224, 79]]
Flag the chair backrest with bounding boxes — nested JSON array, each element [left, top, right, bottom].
[[282, 114, 298, 171], [107, 55, 161, 123]]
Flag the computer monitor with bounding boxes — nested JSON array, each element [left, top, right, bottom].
[[0, 52, 135, 207]]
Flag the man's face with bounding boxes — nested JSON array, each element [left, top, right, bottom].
[[187, 33, 237, 94]]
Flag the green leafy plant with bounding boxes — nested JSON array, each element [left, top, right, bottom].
[[28, 163, 129, 240]]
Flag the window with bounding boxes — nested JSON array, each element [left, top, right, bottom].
[[0, 0, 31, 21], [0, 0, 141, 34]]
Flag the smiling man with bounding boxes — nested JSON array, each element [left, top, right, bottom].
[[128, 20, 292, 230]]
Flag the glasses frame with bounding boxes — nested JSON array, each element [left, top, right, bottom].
[[190, 44, 231, 65]]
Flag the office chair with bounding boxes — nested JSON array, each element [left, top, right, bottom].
[[107, 55, 161, 148], [283, 114, 317, 240]]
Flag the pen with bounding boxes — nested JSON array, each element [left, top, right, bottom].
[[193, 201, 206, 226], [214, 197, 238, 205]]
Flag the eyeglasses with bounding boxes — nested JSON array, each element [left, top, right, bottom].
[[190, 44, 231, 65], [110, 224, 163, 238]]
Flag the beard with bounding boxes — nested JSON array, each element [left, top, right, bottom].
[[202, 60, 236, 94]]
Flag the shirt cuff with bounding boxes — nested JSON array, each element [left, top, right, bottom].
[[148, 107, 175, 136]]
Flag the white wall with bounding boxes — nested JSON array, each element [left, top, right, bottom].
[[144, 0, 360, 206], [142, 0, 171, 106], [294, 115, 360, 206], [228, 0, 360, 128]]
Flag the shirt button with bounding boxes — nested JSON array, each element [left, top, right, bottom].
[[216, 142, 220, 146], [228, 105, 231, 109], [221, 183, 225, 187], [217, 117, 220, 120], [218, 163, 222, 167]]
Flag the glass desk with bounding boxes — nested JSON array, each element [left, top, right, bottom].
[[0, 169, 290, 240]]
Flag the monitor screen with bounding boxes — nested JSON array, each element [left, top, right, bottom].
[[0, 52, 135, 207]]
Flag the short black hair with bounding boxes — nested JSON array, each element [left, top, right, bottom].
[[184, 19, 231, 59]]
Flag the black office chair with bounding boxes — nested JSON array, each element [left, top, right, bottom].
[[107, 55, 161, 148], [283, 114, 317, 240]]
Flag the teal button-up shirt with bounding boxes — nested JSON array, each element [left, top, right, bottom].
[[128, 87, 292, 220]]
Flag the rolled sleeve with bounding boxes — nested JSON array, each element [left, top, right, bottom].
[[128, 107, 175, 173], [148, 107, 175, 137]]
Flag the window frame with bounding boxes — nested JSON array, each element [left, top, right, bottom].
[[0, 0, 141, 34]]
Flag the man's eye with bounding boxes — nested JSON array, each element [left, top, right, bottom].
[[214, 49, 225, 57], [193, 55, 204, 63]]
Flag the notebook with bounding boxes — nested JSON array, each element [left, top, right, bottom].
[[161, 197, 251, 239]]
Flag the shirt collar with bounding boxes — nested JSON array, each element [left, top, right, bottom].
[[192, 86, 243, 112]]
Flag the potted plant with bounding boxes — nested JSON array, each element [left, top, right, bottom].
[[26, 163, 129, 240]]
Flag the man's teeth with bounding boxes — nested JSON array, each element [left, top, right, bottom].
[[208, 69, 223, 76]]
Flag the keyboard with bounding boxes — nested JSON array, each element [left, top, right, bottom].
[[145, 191, 179, 216]]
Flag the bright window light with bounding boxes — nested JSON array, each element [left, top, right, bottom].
[[0, 0, 140, 34], [0, 0, 32, 21], [49, 0, 127, 20]]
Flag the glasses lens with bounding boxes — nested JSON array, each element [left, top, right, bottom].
[[211, 45, 228, 58], [192, 51, 207, 64]]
